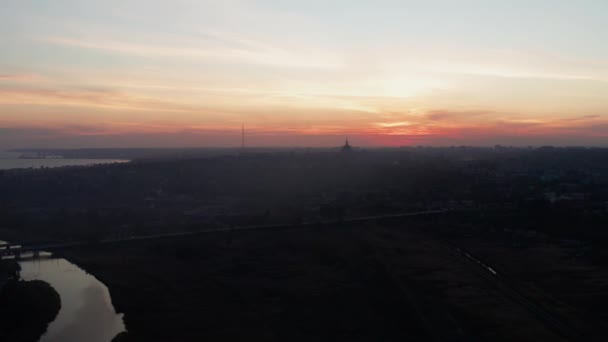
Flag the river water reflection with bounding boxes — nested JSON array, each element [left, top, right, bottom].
[[16, 254, 126, 342]]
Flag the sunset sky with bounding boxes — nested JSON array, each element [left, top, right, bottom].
[[1, 0, 608, 147]]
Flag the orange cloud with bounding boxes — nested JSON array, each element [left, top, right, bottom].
[[0, 74, 47, 83], [0, 87, 199, 112]]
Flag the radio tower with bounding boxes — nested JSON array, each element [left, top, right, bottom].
[[241, 123, 245, 150]]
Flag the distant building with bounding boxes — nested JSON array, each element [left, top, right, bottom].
[[341, 138, 353, 153]]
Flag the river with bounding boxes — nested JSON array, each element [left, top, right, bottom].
[[1, 241, 126, 342]]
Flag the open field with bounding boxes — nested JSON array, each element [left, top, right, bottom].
[[61, 217, 606, 341]]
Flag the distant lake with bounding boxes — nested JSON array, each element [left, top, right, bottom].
[[0, 151, 128, 170]]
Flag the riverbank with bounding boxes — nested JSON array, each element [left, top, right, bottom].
[[0, 276, 61, 342], [0, 259, 61, 341], [0, 258, 20, 279], [0, 259, 20, 293]]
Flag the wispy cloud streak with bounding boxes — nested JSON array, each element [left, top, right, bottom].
[[42, 33, 343, 69]]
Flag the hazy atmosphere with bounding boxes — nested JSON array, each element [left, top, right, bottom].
[[3, 3, 608, 342], [2, 0, 608, 147]]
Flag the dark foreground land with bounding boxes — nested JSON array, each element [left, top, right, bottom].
[[63, 214, 608, 342], [3, 147, 608, 341]]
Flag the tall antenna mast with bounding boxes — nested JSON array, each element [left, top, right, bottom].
[[241, 123, 245, 149]]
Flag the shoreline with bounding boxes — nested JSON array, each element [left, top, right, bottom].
[[0, 259, 61, 342]]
